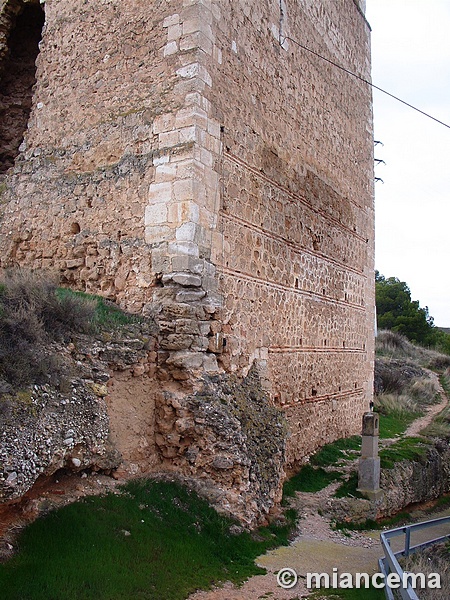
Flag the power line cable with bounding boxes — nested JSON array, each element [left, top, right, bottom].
[[281, 35, 450, 131]]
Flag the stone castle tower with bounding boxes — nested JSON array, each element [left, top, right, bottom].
[[0, 0, 374, 517]]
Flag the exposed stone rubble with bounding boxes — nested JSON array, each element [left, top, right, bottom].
[[0, 380, 118, 501], [154, 365, 287, 524], [0, 305, 287, 524], [0, 321, 157, 503], [379, 440, 450, 517]]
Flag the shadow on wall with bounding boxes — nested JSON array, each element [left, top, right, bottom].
[[0, 0, 45, 174]]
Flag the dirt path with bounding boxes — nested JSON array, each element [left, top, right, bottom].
[[404, 369, 448, 437], [188, 482, 381, 600], [188, 495, 450, 600]]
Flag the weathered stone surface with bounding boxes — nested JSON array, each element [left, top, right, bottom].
[[358, 456, 381, 493], [154, 365, 287, 524], [378, 441, 450, 517], [175, 290, 206, 303], [172, 273, 202, 287], [0, 319, 159, 503], [0, 380, 119, 501]]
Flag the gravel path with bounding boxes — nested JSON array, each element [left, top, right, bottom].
[[188, 485, 382, 600]]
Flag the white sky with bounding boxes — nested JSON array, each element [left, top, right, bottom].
[[365, 1, 450, 326]]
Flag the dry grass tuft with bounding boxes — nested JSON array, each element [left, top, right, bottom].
[[376, 330, 450, 371], [400, 543, 450, 600], [0, 268, 96, 389]]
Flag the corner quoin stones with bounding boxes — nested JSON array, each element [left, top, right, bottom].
[[0, 0, 375, 479]]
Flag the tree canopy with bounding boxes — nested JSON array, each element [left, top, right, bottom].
[[375, 271, 450, 355]]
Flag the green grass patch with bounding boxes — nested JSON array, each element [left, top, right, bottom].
[[310, 436, 361, 468], [379, 436, 431, 469], [377, 411, 420, 439], [333, 510, 412, 532], [0, 479, 296, 600], [333, 473, 364, 499], [56, 288, 142, 330], [283, 465, 341, 498]]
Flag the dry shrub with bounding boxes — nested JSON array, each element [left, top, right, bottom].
[[428, 355, 450, 371], [400, 543, 449, 600], [409, 378, 440, 406], [377, 330, 410, 352], [0, 269, 96, 339], [375, 393, 419, 417], [374, 359, 424, 395], [0, 268, 96, 389]]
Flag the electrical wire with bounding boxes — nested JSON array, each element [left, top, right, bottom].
[[281, 35, 450, 131]]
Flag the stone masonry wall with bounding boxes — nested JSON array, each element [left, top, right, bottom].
[[0, 0, 375, 481], [0, 0, 183, 309], [203, 0, 375, 463]]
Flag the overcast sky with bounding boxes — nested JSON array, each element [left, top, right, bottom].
[[365, 1, 450, 327]]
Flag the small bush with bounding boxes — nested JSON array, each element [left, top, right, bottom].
[[376, 330, 410, 352], [409, 378, 440, 405], [427, 354, 450, 371], [56, 288, 142, 330], [400, 543, 450, 600], [0, 269, 96, 340], [375, 392, 419, 417], [0, 270, 95, 389], [0, 269, 146, 391]]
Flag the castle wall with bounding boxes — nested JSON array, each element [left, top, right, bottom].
[[198, 0, 375, 462], [0, 0, 188, 308], [0, 0, 375, 472]]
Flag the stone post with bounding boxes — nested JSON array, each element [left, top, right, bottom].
[[357, 411, 383, 500]]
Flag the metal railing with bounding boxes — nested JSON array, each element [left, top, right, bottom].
[[379, 516, 450, 600]]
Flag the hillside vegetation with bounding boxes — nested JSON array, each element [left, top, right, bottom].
[[376, 271, 450, 354], [0, 268, 140, 392]]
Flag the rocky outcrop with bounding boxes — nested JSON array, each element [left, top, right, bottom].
[[322, 439, 450, 524], [0, 381, 118, 501], [0, 321, 157, 503], [378, 440, 450, 517], [154, 365, 288, 525]]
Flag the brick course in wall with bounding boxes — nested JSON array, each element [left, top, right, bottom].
[[0, 0, 375, 473]]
